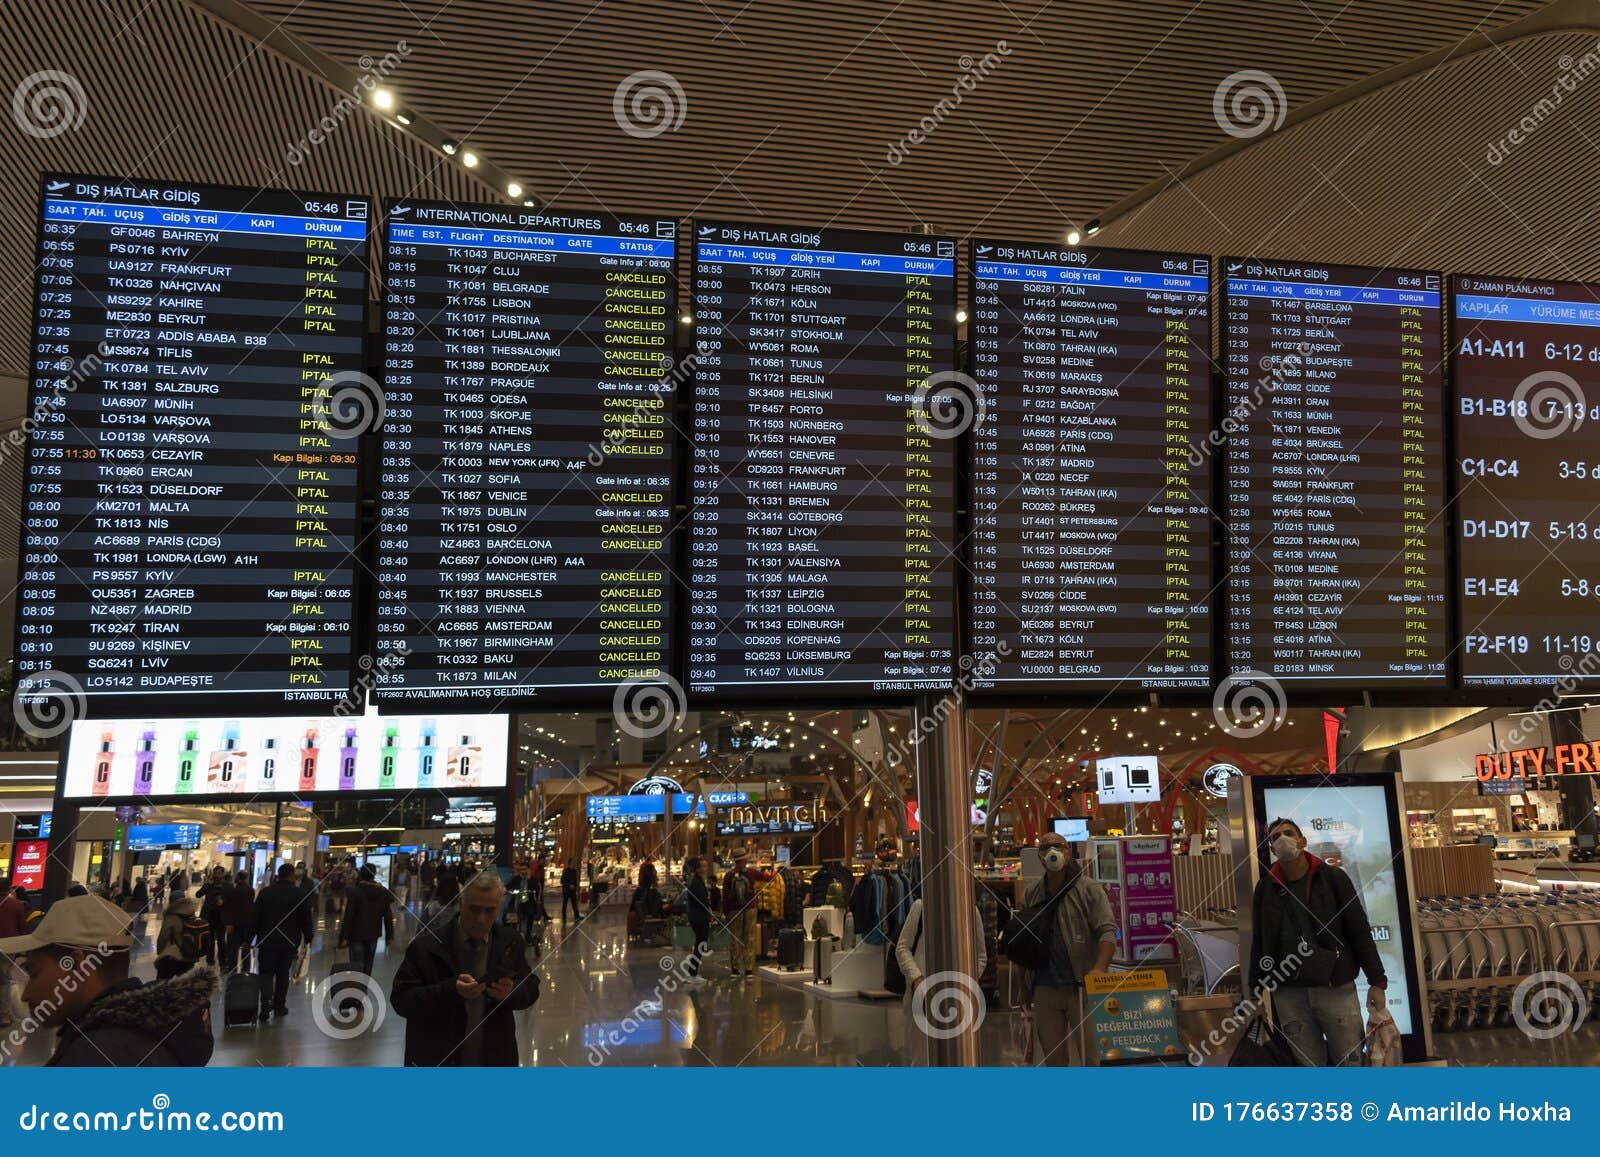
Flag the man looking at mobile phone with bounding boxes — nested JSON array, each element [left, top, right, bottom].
[[391, 871, 539, 1065]]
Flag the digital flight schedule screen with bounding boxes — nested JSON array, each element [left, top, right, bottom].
[[1453, 274, 1600, 686], [377, 201, 678, 704], [1221, 258, 1447, 686], [967, 240, 1212, 693], [687, 221, 958, 698], [16, 175, 369, 716]]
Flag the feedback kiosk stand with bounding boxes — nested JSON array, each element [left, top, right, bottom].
[[1228, 767, 1435, 1064]]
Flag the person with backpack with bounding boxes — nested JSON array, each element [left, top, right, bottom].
[[894, 896, 987, 1064], [1017, 832, 1116, 1066], [721, 847, 759, 978], [1247, 817, 1387, 1067], [154, 892, 210, 980]]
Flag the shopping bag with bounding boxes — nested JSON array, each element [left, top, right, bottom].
[[1228, 1014, 1299, 1067]]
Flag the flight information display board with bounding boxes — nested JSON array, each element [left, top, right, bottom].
[[1453, 275, 1600, 685], [967, 240, 1212, 692], [16, 175, 369, 716], [377, 201, 678, 704], [1221, 258, 1446, 686], [687, 221, 957, 698]]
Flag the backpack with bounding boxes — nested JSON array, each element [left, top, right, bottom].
[[726, 872, 752, 909], [999, 878, 1074, 971], [179, 915, 214, 961]]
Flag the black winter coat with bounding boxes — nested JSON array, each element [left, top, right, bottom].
[[341, 881, 396, 943], [1247, 855, 1388, 994], [390, 917, 538, 1066], [47, 969, 216, 1067], [252, 879, 314, 953]]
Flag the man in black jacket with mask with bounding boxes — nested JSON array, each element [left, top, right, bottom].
[[1248, 818, 1387, 1066], [391, 871, 538, 1065], [252, 863, 315, 1021]]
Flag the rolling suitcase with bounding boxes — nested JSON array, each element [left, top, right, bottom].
[[777, 927, 806, 971], [224, 948, 260, 1028], [813, 935, 833, 984]]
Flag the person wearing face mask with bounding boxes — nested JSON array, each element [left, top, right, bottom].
[[1019, 833, 1117, 1066], [1247, 818, 1387, 1066]]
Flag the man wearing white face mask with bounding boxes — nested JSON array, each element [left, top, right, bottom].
[[1019, 832, 1116, 1065], [1247, 818, 1387, 1066]]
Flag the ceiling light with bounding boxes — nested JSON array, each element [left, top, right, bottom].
[[506, 181, 523, 198], [371, 87, 395, 112], [441, 141, 458, 156], [462, 151, 479, 168], [956, 309, 968, 323], [394, 109, 413, 126], [680, 313, 693, 325], [1085, 219, 1101, 236], [1066, 228, 1082, 246]]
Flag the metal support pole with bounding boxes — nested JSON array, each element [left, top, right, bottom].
[[913, 693, 979, 1066], [271, 802, 283, 874]]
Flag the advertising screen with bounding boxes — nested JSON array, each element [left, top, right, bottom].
[[377, 200, 678, 703], [967, 241, 1212, 691], [1221, 258, 1447, 686], [1258, 782, 1414, 1035], [12, 839, 48, 890], [1095, 754, 1161, 804], [62, 713, 509, 799], [687, 220, 958, 698], [15, 175, 370, 714]]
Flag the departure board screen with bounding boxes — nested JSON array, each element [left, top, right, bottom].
[[1453, 275, 1600, 685], [16, 175, 369, 717], [967, 240, 1212, 692], [1221, 258, 1446, 686], [377, 201, 678, 704], [687, 221, 957, 698]]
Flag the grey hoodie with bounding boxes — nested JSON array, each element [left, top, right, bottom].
[[47, 968, 216, 1067]]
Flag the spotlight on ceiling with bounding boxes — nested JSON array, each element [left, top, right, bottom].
[[1085, 219, 1101, 236], [371, 87, 395, 112], [440, 141, 459, 156], [1065, 228, 1082, 246], [506, 181, 523, 199], [461, 151, 480, 168], [956, 309, 968, 323], [394, 108, 413, 126]]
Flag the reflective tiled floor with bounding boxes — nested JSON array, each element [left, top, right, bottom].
[[6, 903, 1596, 1066]]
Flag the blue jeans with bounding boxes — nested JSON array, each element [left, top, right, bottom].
[[1274, 983, 1365, 1066]]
